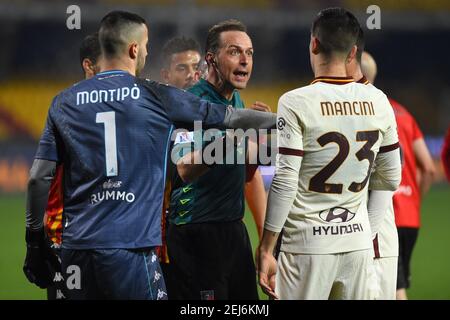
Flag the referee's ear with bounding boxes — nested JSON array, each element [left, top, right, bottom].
[[205, 52, 215, 68]]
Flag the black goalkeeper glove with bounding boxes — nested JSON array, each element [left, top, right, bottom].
[[23, 228, 61, 289]]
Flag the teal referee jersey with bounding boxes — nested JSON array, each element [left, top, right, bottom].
[[168, 79, 246, 225]]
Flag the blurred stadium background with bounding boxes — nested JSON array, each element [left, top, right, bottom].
[[0, 0, 449, 299]]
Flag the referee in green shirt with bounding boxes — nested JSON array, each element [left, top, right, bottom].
[[166, 19, 271, 300]]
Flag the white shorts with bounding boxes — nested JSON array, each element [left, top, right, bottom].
[[275, 249, 373, 300], [373, 257, 398, 300]]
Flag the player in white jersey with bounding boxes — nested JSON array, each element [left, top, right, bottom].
[[257, 8, 402, 300], [347, 42, 399, 299]]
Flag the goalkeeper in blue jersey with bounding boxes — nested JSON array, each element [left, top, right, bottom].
[[23, 11, 275, 300], [42, 32, 103, 301]]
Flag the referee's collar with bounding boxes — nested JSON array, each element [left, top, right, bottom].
[[311, 76, 354, 85]]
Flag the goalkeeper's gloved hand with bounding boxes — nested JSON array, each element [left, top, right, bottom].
[[23, 228, 61, 289]]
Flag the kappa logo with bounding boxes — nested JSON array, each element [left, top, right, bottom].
[[50, 242, 61, 249], [56, 289, 66, 300], [277, 117, 286, 130], [319, 207, 356, 223], [154, 270, 161, 283], [53, 272, 64, 282], [157, 289, 168, 300]]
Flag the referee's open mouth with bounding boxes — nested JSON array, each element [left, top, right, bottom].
[[233, 70, 249, 82]]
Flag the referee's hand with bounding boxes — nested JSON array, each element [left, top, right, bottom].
[[258, 250, 279, 300], [249, 101, 272, 113]]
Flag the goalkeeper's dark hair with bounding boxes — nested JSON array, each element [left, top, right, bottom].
[[205, 19, 247, 54], [311, 7, 361, 59], [99, 11, 146, 59], [161, 37, 201, 67], [79, 32, 101, 66]]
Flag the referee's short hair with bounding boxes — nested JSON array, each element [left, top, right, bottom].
[[205, 19, 247, 54]]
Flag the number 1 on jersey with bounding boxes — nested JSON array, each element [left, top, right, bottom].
[[96, 111, 118, 177]]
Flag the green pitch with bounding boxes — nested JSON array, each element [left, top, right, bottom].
[[1, 185, 449, 300]]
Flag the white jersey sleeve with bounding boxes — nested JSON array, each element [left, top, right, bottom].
[[265, 94, 304, 233], [357, 84, 399, 259], [379, 96, 399, 149], [369, 95, 402, 191], [367, 190, 394, 238], [374, 201, 399, 258]]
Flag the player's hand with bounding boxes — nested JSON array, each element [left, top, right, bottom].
[[249, 101, 272, 113], [258, 249, 279, 300], [23, 228, 61, 289]]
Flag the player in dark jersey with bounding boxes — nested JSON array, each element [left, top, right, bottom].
[[23, 11, 275, 300], [157, 36, 202, 297], [43, 32, 102, 300]]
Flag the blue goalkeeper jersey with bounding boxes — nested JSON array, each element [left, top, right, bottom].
[[35, 70, 226, 249]]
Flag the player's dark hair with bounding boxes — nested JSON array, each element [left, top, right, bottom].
[[311, 7, 361, 59], [356, 26, 365, 63], [79, 32, 101, 66], [205, 19, 247, 54], [161, 37, 201, 67], [99, 11, 146, 58]]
